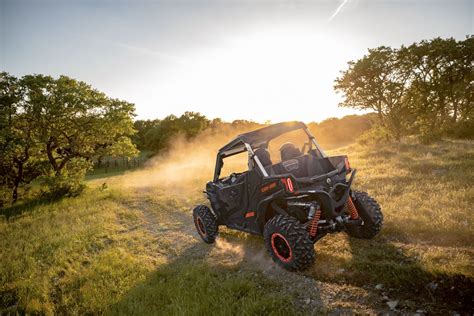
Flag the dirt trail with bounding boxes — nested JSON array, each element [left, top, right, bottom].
[[117, 186, 383, 314]]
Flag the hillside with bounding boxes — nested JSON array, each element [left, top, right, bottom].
[[1, 139, 473, 314]]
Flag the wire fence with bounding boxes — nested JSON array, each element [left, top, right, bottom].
[[92, 157, 146, 174]]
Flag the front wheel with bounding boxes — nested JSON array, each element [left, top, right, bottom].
[[263, 215, 315, 271], [345, 191, 383, 239], [193, 205, 218, 243]]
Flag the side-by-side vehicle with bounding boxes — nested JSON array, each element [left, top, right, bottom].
[[193, 121, 383, 271]]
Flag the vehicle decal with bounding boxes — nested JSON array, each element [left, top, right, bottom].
[[261, 182, 277, 192]]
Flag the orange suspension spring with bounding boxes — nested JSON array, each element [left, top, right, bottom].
[[308, 209, 322, 237], [346, 197, 359, 219]]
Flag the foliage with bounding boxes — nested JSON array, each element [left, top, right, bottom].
[[355, 124, 391, 147], [135, 111, 210, 152], [131, 119, 160, 150], [308, 113, 377, 148], [0, 72, 138, 204], [38, 157, 91, 199], [335, 36, 473, 142]]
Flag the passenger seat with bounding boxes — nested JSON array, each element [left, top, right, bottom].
[[280, 143, 301, 161]]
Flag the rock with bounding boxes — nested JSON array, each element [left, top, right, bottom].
[[305, 298, 311, 305], [432, 169, 447, 175], [427, 281, 438, 291], [415, 309, 426, 314], [386, 300, 398, 310], [375, 284, 384, 290], [337, 268, 345, 273]]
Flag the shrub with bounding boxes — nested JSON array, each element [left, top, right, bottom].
[[356, 125, 391, 146], [39, 158, 91, 199], [445, 120, 474, 139]]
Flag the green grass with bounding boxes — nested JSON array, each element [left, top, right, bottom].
[[1, 139, 473, 314], [0, 187, 296, 314], [109, 262, 294, 315]]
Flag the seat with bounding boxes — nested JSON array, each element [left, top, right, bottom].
[[280, 142, 301, 161]]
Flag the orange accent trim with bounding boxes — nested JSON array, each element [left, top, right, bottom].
[[287, 178, 294, 192], [307, 208, 322, 237], [261, 182, 277, 193], [345, 157, 351, 171], [346, 197, 359, 219], [245, 212, 255, 218], [271, 233, 293, 263], [195, 217, 207, 237]]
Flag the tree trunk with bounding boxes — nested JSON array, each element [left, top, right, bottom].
[[12, 160, 23, 203], [46, 138, 60, 175]]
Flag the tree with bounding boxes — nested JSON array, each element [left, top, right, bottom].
[[1, 73, 47, 204], [403, 37, 473, 139], [334, 47, 411, 140], [143, 112, 210, 153], [334, 37, 473, 142], [0, 73, 138, 204], [132, 119, 161, 150]]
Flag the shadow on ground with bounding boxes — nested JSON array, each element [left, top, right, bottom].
[[0, 195, 65, 220], [107, 233, 309, 315], [340, 235, 472, 313]]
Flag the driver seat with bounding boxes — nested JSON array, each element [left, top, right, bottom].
[[280, 142, 301, 161]]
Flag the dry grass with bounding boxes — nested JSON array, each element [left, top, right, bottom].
[[1, 138, 473, 314]]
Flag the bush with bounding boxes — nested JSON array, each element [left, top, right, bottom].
[[445, 120, 474, 139], [39, 158, 91, 199], [356, 125, 391, 146]]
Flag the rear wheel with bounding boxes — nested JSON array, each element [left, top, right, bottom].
[[193, 205, 218, 243], [263, 215, 315, 271], [346, 191, 383, 239]]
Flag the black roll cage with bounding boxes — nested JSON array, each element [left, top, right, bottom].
[[213, 123, 326, 182]]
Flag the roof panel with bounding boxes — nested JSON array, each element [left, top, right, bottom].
[[218, 121, 307, 153]]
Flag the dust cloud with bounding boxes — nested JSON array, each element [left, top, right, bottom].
[[117, 124, 260, 194], [213, 238, 277, 272]]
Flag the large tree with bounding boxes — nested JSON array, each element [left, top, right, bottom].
[[0, 73, 138, 204], [334, 46, 411, 140], [403, 37, 473, 137], [143, 111, 209, 152], [334, 37, 473, 141], [0, 72, 45, 203]]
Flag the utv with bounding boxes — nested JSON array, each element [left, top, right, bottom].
[[193, 121, 383, 271]]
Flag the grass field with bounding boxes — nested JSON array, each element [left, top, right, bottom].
[[1, 139, 473, 314]]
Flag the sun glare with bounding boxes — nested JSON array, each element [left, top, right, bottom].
[[152, 27, 360, 123]]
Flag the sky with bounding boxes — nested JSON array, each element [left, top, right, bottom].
[[1, 0, 472, 123]]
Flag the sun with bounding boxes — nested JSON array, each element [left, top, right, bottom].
[[151, 26, 361, 123]]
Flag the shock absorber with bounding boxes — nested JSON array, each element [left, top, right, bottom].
[[307, 204, 322, 237], [346, 196, 359, 219]]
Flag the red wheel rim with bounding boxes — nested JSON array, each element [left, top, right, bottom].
[[195, 216, 207, 237], [271, 233, 292, 262]]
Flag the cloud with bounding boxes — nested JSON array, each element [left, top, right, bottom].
[[76, 33, 189, 65], [112, 42, 189, 65], [328, 0, 351, 21]]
